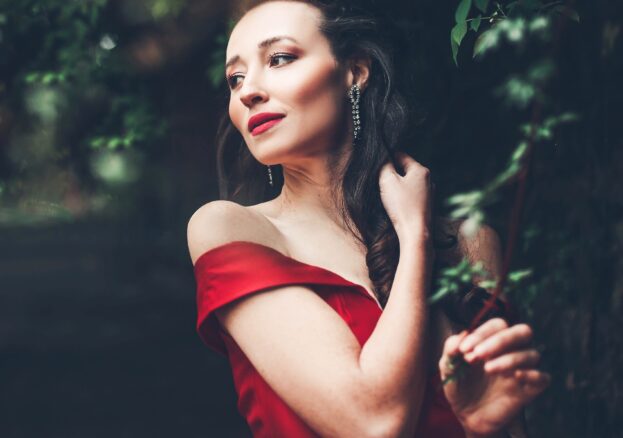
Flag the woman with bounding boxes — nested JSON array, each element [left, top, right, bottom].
[[188, 1, 550, 436]]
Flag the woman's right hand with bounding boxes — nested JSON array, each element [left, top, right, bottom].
[[379, 151, 434, 241], [440, 319, 549, 437]]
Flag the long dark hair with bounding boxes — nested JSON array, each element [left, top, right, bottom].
[[215, 0, 503, 324]]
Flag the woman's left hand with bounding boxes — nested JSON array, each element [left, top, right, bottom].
[[439, 318, 550, 437]]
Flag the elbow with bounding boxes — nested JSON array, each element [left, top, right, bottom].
[[362, 419, 401, 438], [320, 374, 419, 437], [359, 404, 414, 438]]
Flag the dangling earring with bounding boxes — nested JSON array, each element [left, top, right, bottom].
[[347, 84, 361, 145], [267, 165, 274, 187]]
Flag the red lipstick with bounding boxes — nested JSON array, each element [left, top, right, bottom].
[[248, 112, 285, 136]]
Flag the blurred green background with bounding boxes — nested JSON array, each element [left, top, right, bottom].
[[0, 0, 621, 437]]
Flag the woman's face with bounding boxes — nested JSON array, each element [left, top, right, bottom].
[[225, 1, 351, 165]]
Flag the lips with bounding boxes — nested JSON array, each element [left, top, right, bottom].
[[248, 112, 286, 135]]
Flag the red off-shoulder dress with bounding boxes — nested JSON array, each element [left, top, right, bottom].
[[194, 241, 466, 438]]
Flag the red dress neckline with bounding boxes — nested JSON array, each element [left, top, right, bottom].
[[194, 240, 383, 309]]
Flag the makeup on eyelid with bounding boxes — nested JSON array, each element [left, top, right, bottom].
[[227, 52, 298, 89]]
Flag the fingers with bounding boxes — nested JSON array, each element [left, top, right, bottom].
[[394, 151, 419, 172], [380, 158, 398, 176], [382, 151, 427, 176], [443, 330, 468, 357], [516, 369, 551, 387], [483, 349, 541, 373], [463, 323, 533, 363], [459, 317, 508, 354], [439, 330, 468, 380], [515, 369, 551, 397]]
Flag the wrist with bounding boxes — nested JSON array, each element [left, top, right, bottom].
[[395, 222, 431, 247]]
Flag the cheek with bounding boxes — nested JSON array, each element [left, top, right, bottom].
[[282, 61, 344, 133], [228, 101, 244, 133]]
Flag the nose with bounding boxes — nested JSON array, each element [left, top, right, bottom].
[[239, 75, 268, 108]]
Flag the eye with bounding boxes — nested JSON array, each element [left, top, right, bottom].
[[226, 74, 242, 89], [268, 52, 297, 67], [226, 53, 297, 90]]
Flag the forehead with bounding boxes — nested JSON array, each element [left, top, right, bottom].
[[227, 2, 324, 56]]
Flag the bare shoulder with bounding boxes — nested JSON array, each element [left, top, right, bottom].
[[186, 200, 286, 264], [435, 217, 503, 280], [429, 219, 504, 355], [456, 221, 502, 270]]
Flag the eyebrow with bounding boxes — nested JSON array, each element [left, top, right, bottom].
[[225, 36, 300, 70]]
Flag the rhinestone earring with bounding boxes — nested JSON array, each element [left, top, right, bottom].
[[347, 84, 361, 144], [267, 165, 274, 187]]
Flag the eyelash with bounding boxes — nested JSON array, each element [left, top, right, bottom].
[[226, 52, 297, 89]]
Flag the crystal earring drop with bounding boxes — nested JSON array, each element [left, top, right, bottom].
[[267, 165, 274, 187], [347, 84, 361, 144]]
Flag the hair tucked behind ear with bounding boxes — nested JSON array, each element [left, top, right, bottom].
[[215, 0, 501, 326]]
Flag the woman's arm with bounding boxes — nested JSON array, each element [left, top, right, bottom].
[[441, 222, 539, 438], [189, 185, 432, 438], [459, 223, 528, 437], [355, 233, 432, 436]]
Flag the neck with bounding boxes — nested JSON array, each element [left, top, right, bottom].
[[273, 148, 352, 231]]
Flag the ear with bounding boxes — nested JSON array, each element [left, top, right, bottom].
[[347, 56, 371, 92]]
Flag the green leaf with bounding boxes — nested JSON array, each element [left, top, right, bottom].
[[512, 141, 528, 162], [557, 112, 580, 124], [529, 16, 549, 32], [537, 127, 552, 140], [478, 279, 497, 289], [455, 0, 472, 23], [500, 77, 536, 108], [451, 40, 459, 66], [451, 21, 468, 45], [42, 72, 56, 84], [446, 190, 482, 206], [473, 28, 499, 58], [450, 21, 468, 65], [428, 287, 450, 304], [108, 137, 123, 149], [470, 14, 482, 32], [89, 137, 106, 149], [24, 72, 40, 84], [528, 60, 555, 82], [509, 269, 532, 282], [474, 0, 489, 13]]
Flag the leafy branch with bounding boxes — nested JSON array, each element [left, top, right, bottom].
[[438, 0, 581, 335], [450, 0, 579, 65]]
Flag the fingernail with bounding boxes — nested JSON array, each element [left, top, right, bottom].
[[484, 362, 496, 372], [464, 351, 476, 362], [459, 337, 473, 353]]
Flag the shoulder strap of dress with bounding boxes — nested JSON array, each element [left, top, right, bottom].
[[193, 241, 356, 354]]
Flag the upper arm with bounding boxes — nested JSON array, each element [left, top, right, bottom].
[[430, 221, 507, 360], [188, 201, 391, 437], [220, 281, 385, 437], [456, 221, 504, 290]]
